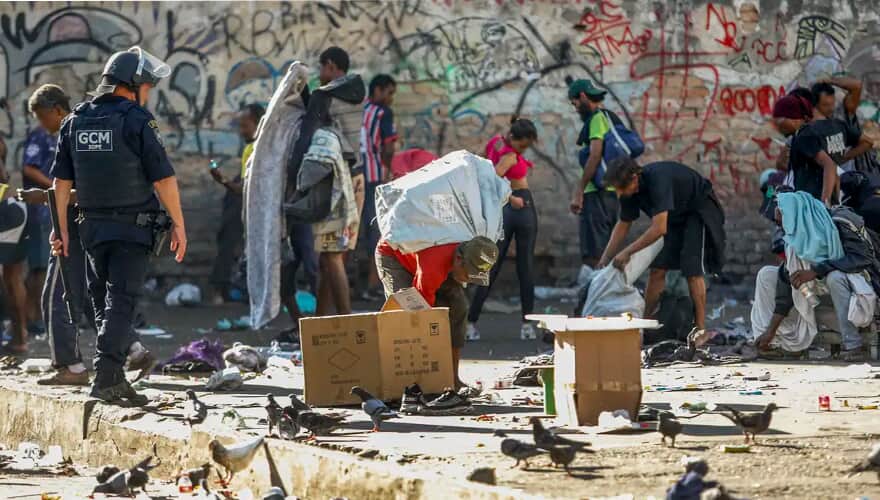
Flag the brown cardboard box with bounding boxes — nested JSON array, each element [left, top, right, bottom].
[[528, 315, 658, 426], [300, 289, 454, 406]]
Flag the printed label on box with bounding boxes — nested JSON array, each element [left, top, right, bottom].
[[430, 194, 458, 224]]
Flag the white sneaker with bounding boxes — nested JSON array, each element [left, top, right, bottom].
[[466, 323, 481, 342], [520, 322, 537, 340]]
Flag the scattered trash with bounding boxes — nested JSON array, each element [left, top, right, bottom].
[[473, 414, 496, 422], [857, 404, 878, 410], [206, 366, 244, 391], [216, 318, 233, 331], [20, 358, 52, 373], [679, 402, 715, 412], [708, 304, 724, 320], [224, 342, 267, 373], [0, 355, 22, 369], [134, 326, 167, 337], [164, 283, 202, 306], [596, 409, 652, 432], [221, 409, 246, 428], [492, 378, 514, 389], [266, 355, 296, 372], [738, 390, 763, 395], [534, 286, 581, 300], [296, 290, 317, 315], [466, 467, 496, 485], [743, 371, 771, 381], [818, 395, 831, 411], [720, 444, 751, 453]]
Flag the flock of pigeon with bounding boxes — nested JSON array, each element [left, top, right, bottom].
[[90, 390, 879, 496]]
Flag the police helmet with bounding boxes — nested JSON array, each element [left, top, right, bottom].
[[95, 46, 170, 95]]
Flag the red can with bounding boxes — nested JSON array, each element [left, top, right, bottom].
[[818, 395, 831, 411]]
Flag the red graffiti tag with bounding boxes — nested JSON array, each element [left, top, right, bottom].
[[578, 0, 652, 65], [719, 85, 786, 116], [705, 3, 742, 51]]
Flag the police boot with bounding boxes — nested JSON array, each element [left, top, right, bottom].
[[90, 370, 148, 406]]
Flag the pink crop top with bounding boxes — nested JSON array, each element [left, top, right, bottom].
[[485, 135, 533, 181]]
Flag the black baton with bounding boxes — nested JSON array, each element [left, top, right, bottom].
[[46, 188, 79, 324]]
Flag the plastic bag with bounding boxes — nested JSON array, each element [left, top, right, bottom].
[[376, 150, 511, 253], [164, 283, 202, 306], [581, 239, 663, 317]]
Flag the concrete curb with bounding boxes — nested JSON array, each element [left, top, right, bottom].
[[0, 381, 543, 499]]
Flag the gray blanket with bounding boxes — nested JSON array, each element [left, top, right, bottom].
[[244, 62, 309, 329]]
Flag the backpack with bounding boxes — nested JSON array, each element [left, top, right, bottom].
[[581, 110, 644, 189], [830, 206, 880, 296]]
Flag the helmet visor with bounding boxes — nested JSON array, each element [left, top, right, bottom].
[[128, 46, 171, 81]]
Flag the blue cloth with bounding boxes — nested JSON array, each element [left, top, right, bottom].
[[22, 127, 57, 224], [777, 191, 844, 263]]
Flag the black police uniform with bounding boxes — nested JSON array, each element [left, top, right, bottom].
[[50, 94, 174, 389]]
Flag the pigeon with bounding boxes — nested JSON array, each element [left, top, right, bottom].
[[194, 477, 224, 500], [682, 456, 709, 477], [666, 471, 719, 500], [279, 402, 301, 439], [500, 438, 545, 468], [847, 442, 880, 482], [297, 411, 347, 438], [209, 436, 264, 485], [530, 417, 591, 451], [92, 469, 130, 495], [127, 452, 161, 493], [265, 394, 284, 436], [659, 411, 683, 447], [223, 342, 267, 373], [288, 393, 312, 412], [717, 403, 778, 443], [185, 389, 208, 425], [96, 464, 120, 483], [549, 445, 581, 474], [351, 386, 398, 432], [179, 463, 212, 486]]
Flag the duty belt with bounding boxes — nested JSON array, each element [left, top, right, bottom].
[[77, 209, 164, 228]]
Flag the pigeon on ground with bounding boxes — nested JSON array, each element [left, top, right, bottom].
[[126, 451, 161, 493], [96, 465, 120, 483], [549, 445, 580, 474], [92, 469, 130, 495], [223, 342, 267, 373], [265, 394, 284, 436], [717, 403, 778, 443], [666, 470, 720, 500], [209, 436, 264, 485], [179, 463, 212, 487], [659, 411, 683, 447], [500, 438, 545, 468], [288, 393, 312, 412], [847, 442, 880, 482], [682, 456, 709, 477], [530, 417, 591, 451], [185, 389, 208, 425], [351, 386, 398, 432], [297, 411, 347, 438]]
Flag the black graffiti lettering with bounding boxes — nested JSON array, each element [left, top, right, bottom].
[[251, 10, 275, 57], [1, 13, 40, 50], [317, 0, 423, 30]]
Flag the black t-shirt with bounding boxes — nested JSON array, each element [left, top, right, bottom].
[[619, 161, 712, 224], [789, 118, 860, 200]]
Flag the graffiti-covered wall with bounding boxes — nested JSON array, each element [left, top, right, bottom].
[[2, 1, 878, 281]]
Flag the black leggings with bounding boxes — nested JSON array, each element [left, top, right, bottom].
[[468, 189, 537, 323]]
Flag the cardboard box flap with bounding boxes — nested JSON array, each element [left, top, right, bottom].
[[526, 314, 659, 332], [381, 287, 431, 312]]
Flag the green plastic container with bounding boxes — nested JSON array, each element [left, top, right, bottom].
[[538, 367, 555, 415]]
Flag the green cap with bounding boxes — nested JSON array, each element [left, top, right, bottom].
[[458, 236, 499, 286], [568, 79, 606, 100]]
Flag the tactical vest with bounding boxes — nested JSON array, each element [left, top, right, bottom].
[[70, 101, 153, 209]]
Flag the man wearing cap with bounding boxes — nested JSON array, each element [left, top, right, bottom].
[[375, 236, 499, 389], [50, 46, 187, 405], [568, 79, 624, 269]]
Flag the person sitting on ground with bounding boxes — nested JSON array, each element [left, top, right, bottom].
[[598, 157, 726, 342], [376, 236, 498, 391], [208, 103, 265, 305], [751, 192, 879, 361], [468, 117, 539, 342]]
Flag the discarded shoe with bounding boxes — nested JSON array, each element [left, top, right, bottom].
[[466, 323, 481, 342], [520, 322, 537, 340], [400, 383, 425, 414], [417, 388, 474, 416]]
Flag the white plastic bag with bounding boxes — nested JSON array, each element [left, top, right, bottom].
[[164, 283, 202, 306], [581, 239, 663, 317], [375, 150, 511, 253]]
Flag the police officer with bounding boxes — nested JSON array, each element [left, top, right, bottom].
[[50, 46, 187, 404]]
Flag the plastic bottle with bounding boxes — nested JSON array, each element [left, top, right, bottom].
[[178, 475, 193, 493], [208, 159, 219, 170]]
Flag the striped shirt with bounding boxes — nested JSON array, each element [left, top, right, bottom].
[[359, 101, 397, 183]]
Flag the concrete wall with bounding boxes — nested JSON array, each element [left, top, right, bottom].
[[1, 0, 879, 284]]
